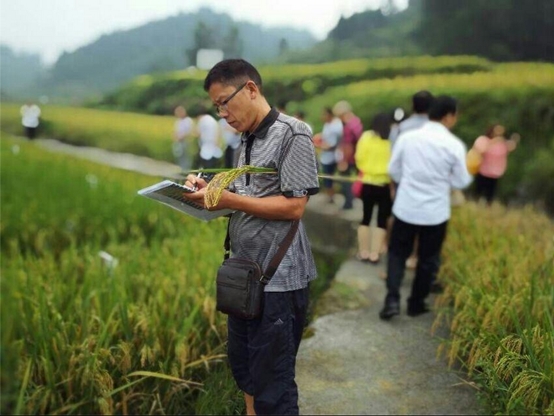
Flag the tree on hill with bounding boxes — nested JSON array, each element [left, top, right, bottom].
[[187, 21, 218, 66], [33, 7, 315, 100], [223, 26, 243, 59], [417, 0, 554, 61]]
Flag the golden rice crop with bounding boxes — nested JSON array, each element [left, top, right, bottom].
[[433, 201, 554, 415], [1, 134, 237, 414]]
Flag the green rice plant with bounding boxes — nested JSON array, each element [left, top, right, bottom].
[[433, 202, 554, 414], [0, 104, 176, 161], [1, 134, 242, 414]]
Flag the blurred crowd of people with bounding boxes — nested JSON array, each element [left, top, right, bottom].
[[307, 91, 520, 321], [172, 93, 520, 322], [172, 104, 241, 172]]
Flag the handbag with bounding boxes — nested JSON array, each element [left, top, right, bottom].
[[466, 148, 482, 175], [352, 172, 363, 198], [216, 220, 299, 320]]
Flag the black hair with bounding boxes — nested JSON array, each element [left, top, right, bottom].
[[323, 106, 333, 116], [204, 59, 263, 93], [371, 112, 393, 140], [428, 95, 458, 121], [412, 90, 435, 114], [295, 110, 306, 119]]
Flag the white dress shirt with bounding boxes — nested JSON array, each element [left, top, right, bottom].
[[319, 117, 343, 165], [197, 114, 222, 160], [389, 121, 472, 225], [389, 114, 429, 148]]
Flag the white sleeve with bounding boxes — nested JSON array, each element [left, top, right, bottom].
[[450, 141, 473, 189], [388, 136, 405, 183]]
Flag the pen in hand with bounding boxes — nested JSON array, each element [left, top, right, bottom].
[[192, 172, 203, 191]]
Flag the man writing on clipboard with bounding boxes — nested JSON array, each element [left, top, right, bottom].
[[183, 59, 319, 415]]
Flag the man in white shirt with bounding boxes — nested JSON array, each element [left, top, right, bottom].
[[20, 102, 41, 139], [196, 107, 223, 169], [313, 107, 343, 203], [380, 95, 472, 320], [389, 90, 434, 148], [173, 106, 195, 171]]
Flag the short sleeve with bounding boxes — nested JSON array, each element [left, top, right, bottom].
[[473, 136, 489, 153], [279, 134, 320, 197]]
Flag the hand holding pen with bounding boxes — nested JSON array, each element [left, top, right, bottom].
[[184, 172, 207, 195], [191, 172, 203, 191]]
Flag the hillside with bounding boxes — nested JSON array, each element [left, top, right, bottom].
[[0, 45, 44, 98], [11, 7, 316, 101]]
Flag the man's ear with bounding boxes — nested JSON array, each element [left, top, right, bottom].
[[246, 81, 259, 99]]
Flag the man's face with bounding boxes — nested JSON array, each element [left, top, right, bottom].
[[208, 81, 253, 133], [445, 112, 458, 129]]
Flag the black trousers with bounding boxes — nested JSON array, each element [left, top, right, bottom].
[[227, 288, 309, 415], [385, 217, 448, 308], [360, 184, 392, 228], [475, 173, 498, 203]]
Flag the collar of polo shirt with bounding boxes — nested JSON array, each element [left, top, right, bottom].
[[242, 107, 280, 142]]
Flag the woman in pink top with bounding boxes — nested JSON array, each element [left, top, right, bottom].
[[472, 124, 520, 204]]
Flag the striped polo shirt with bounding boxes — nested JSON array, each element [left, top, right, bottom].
[[228, 107, 320, 292]]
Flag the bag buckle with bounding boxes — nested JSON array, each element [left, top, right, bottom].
[[259, 274, 270, 285]]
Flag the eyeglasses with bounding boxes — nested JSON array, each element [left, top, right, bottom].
[[215, 82, 247, 115]]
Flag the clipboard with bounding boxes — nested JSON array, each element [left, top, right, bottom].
[[138, 180, 234, 221]]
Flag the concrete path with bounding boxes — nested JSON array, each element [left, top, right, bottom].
[[28, 137, 483, 415], [298, 193, 482, 415]]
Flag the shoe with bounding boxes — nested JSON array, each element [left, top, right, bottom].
[[407, 304, 430, 317], [379, 301, 400, 320], [355, 253, 370, 263], [368, 252, 380, 264], [430, 282, 444, 294]]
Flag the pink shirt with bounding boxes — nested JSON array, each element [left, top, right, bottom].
[[342, 116, 363, 164], [473, 136, 510, 178]]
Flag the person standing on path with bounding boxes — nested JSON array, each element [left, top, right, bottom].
[[183, 59, 320, 415], [389, 90, 435, 270], [389, 90, 434, 148], [354, 112, 393, 264], [172, 105, 195, 171], [471, 124, 520, 204], [380, 95, 472, 320], [196, 106, 223, 170], [333, 100, 363, 210], [20, 102, 41, 140], [313, 106, 343, 203]]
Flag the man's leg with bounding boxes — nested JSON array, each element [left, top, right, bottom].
[[250, 289, 309, 415], [381, 217, 416, 319], [227, 316, 255, 409], [408, 221, 448, 315], [340, 164, 354, 209], [244, 393, 256, 415]]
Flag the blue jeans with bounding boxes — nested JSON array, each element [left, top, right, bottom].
[[339, 163, 356, 209]]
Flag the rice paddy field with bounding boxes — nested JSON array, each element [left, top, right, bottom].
[[436, 203, 554, 414], [0, 132, 341, 415], [1, 133, 241, 414]]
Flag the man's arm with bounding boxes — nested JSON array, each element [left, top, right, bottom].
[[183, 176, 308, 220], [450, 143, 473, 189], [388, 136, 405, 183]]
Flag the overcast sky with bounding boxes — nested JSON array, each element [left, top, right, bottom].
[[1, 0, 407, 65]]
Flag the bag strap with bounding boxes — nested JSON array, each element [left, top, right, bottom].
[[261, 219, 299, 283], [224, 219, 299, 284]]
